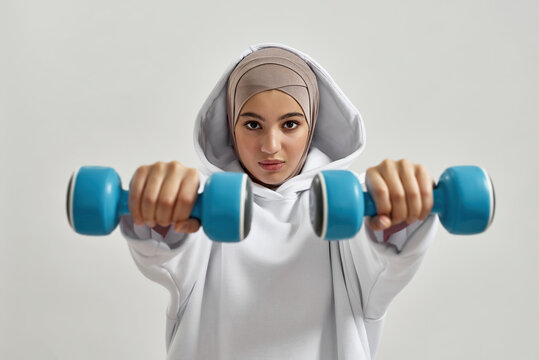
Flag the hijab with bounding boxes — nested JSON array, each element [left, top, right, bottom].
[[226, 47, 319, 186]]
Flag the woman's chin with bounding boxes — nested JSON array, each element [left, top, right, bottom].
[[252, 172, 288, 188]]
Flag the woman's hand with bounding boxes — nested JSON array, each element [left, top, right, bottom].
[[129, 161, 201, 234], [365, 159, 434, 231]]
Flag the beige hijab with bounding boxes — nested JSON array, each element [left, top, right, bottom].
[[226, 47, 319, 186]]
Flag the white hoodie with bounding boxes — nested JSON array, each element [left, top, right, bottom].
[[120, 43, 438, 359]]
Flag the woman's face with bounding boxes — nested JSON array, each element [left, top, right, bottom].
[[234, 89, 310, 187]]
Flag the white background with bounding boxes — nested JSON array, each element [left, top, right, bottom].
[[1, 0, 538, 358]]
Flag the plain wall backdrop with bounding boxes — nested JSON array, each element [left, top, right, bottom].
[[1, 0, 538, 358]]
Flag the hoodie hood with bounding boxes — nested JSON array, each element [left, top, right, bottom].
[[194, 43, 366, 199]]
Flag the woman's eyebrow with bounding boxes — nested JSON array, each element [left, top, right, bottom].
[[279, 112, 305, 120], [239, 112, 305, 121]]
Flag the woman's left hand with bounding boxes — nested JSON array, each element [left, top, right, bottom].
[[365, 159, 434, 231]]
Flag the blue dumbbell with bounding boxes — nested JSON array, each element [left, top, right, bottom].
[[67, 166, 253, 242], [309, 166, 495, 240]]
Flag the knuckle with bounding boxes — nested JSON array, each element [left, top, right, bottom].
[[398, 158, 410, 166], [415, 163, 427, 175], [420, 188, 432, 199], [391, 190, 406, 203], [177, 192, 196, 209], [397, 159, 413, 173], [407, 190, 421, 202], [158, 195, 176, 210], [183, 167, 199, 183], [153, 161, 166, 172], [365, 166, 380, 177], [372, 186, 388, 200], [135, 165, 149, 177], [142, 193, 157, 207], [365, 167, 377, 180], [381, 158, 393, 169], [186, 167, 198, 178], [169, 160, 184, 172]]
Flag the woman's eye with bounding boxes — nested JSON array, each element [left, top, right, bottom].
[[245, 121, 260, 130], [283, 121, 299, 129]]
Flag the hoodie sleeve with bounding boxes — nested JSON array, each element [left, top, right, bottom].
[[119, 214, 212, 320], [335, 170, 439, 320], [343, 215, 439, 321]]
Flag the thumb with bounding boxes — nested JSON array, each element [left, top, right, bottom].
[[174, 219, 201, 233], [367, 215, 392, 231]]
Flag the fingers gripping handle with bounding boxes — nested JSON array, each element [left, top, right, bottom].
[[115, 189, 202, 222], [362, 187, 443, 217]]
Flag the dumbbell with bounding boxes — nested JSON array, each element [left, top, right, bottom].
[[66, 166, 253, 242], [309, 166, 495, 240]]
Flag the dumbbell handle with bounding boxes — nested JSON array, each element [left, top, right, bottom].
[[362, 188, 444, 218], [113, 189, 203, 222]]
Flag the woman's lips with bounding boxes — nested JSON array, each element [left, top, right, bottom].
[[259, 160, 285, 171]]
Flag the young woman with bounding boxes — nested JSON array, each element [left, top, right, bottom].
[[121, 44, 438, 359]]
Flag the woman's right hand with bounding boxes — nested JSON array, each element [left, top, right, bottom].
[[128, 161, 201, 234]]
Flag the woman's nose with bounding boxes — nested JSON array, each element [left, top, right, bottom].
[[260, 129, 281, 154]]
